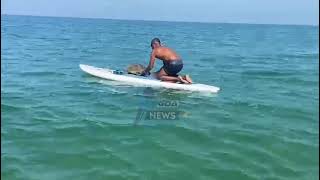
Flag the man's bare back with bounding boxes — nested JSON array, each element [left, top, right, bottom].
[[142, 38, 192, 84], [152, 46, 181, 62]]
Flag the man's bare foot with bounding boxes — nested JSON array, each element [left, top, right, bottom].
[[178, 76, 189, 84], [184, 75, 193, 84]]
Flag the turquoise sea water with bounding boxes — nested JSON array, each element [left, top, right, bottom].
[[1, 15, 319, 180]]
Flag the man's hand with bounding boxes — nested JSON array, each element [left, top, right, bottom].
[[141, 69, 150, 76], [141, 50, 156, 76]]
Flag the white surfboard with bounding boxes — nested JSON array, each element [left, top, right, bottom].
[[79, 64, 220, 93]]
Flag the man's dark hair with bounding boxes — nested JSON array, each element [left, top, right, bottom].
[[151, 38, 161, 46]]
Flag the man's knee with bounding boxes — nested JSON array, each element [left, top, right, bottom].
[[158, 75, 165, 80], [156, 72, 164, 80]]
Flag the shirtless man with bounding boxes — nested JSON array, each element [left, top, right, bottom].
[[142, 38, 192, 84]]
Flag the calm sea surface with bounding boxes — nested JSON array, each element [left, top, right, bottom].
[[1, 15, 319, 180]]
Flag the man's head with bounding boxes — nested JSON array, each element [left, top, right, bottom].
[[150, 38, 161, 49]]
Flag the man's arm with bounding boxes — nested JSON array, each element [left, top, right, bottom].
[[144, 50, 156, 73]]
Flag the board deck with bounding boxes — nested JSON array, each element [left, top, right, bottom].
[[79, 64, 220, 93]]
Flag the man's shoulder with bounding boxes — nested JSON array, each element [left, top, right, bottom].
[[153, 47, 163, 53], [153, 46, 173, 54], [157, 46, 173, 51]]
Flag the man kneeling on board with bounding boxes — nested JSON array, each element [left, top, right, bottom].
[[141, 38, 193, 84]]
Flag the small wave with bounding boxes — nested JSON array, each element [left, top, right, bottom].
[[199, 57, 217, 63], [277, 53, 319, 59], [218, 41, 240, 47], [1, 103, 25, 112], [241, 70, 296, 77], [19, 71, 66, 77], [8, 33, 24, 39], [280, 76, 318, 86]]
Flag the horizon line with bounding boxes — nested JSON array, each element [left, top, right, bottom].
[[1, 13, 319, 27]]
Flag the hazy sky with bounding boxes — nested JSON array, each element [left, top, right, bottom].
[[1, 0, 319, 25]]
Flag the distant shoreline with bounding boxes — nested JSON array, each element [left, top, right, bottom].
[[1, 13, 318, 27]]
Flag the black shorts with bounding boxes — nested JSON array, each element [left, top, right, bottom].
[[162, 59, 183, 76]]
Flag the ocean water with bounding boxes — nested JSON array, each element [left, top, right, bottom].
[[1, 15, 319, 180]]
